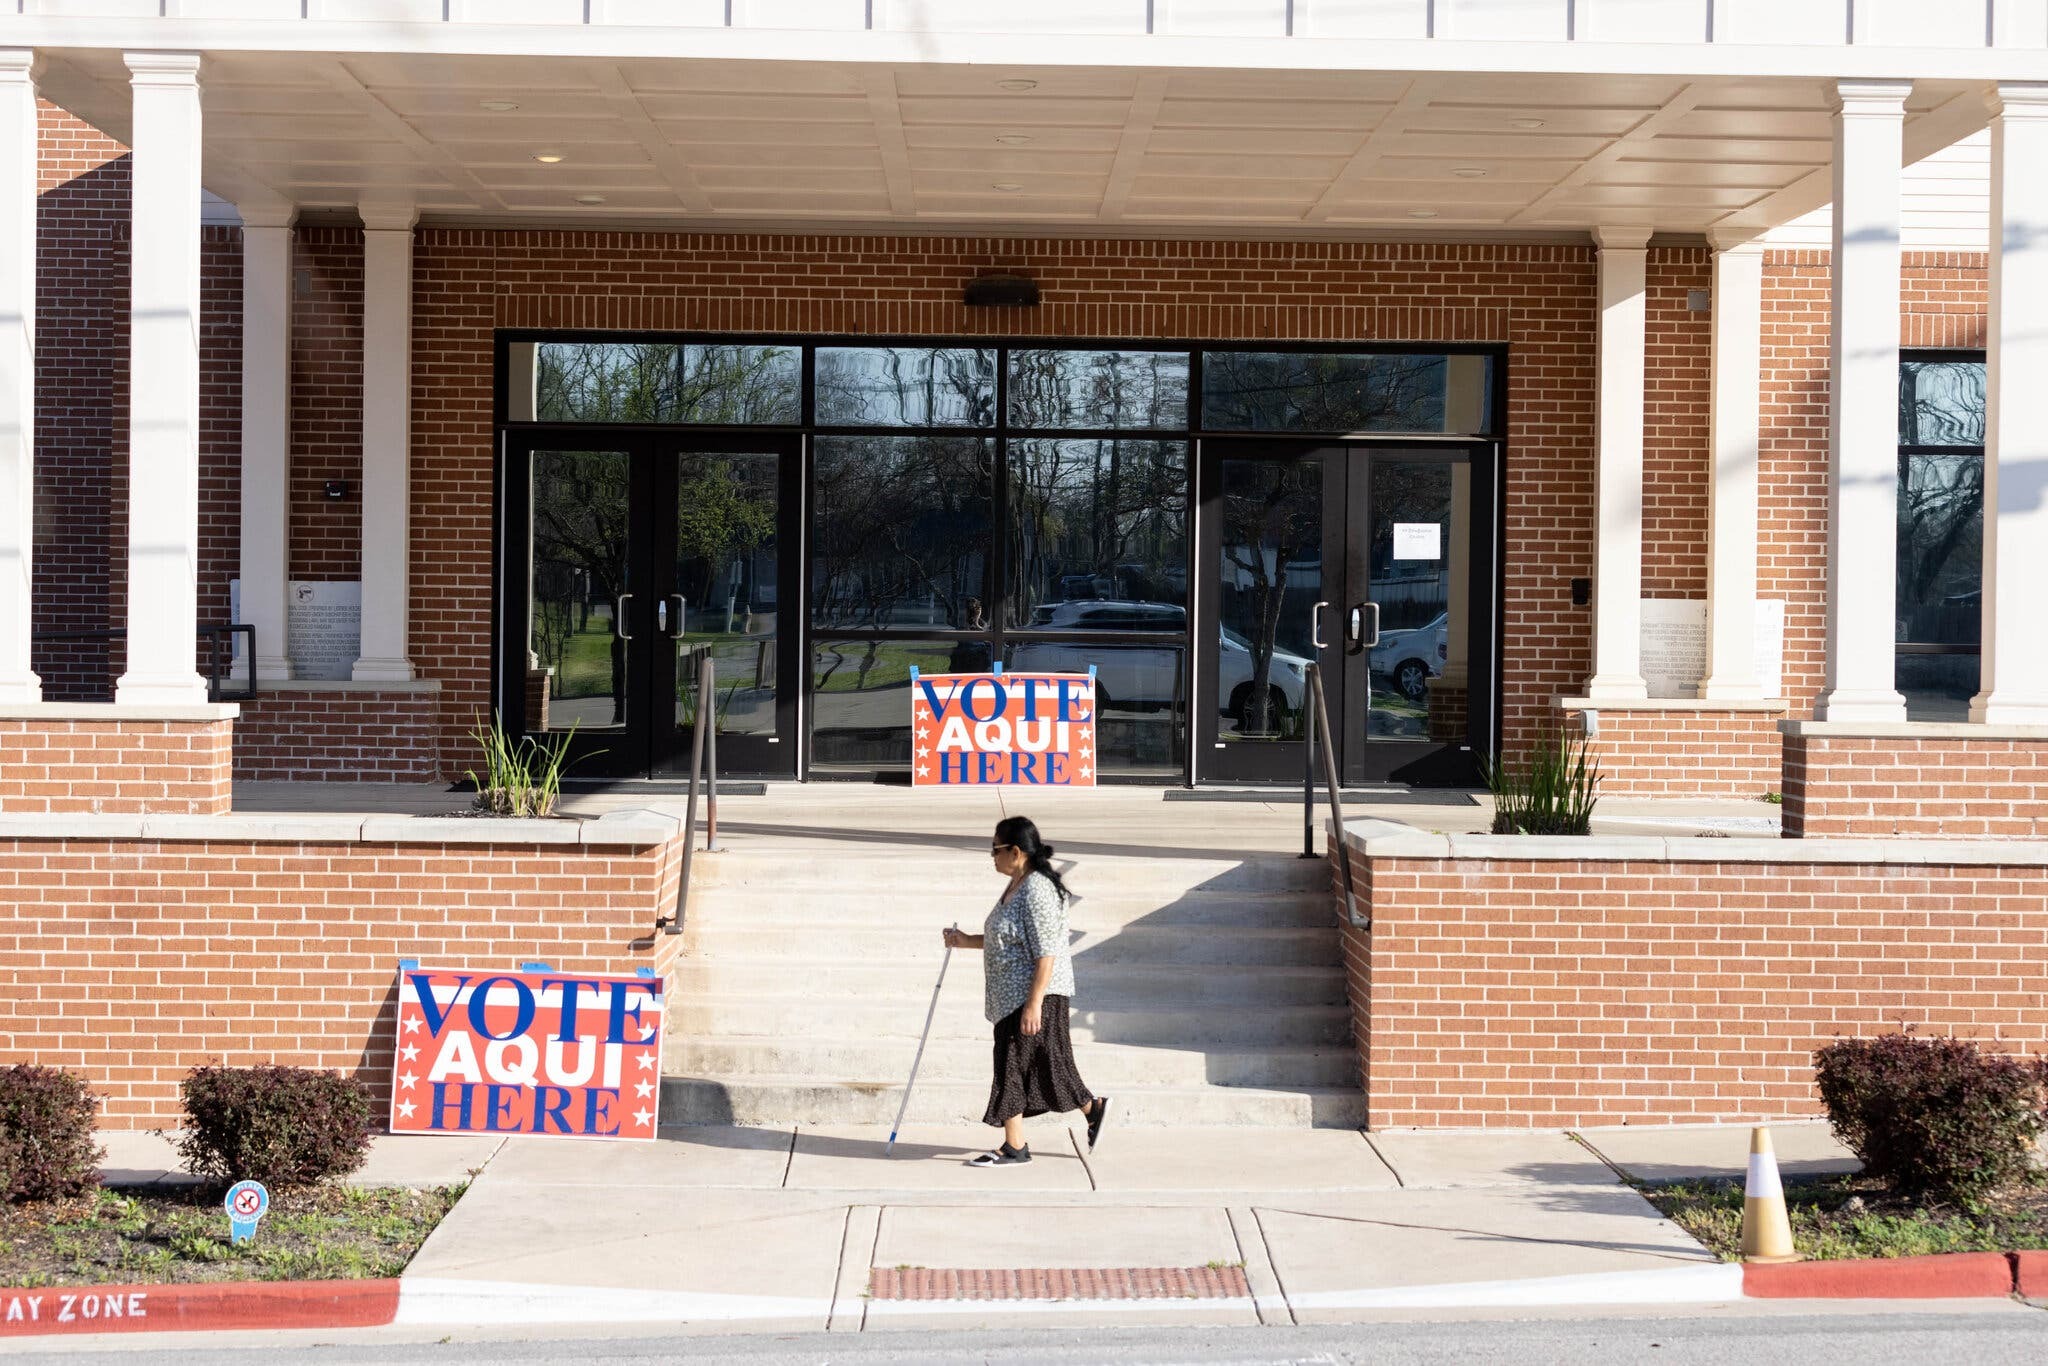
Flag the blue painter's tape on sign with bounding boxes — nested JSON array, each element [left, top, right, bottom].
[[397, 959, 420, 971], [518, 962, 553, 973]]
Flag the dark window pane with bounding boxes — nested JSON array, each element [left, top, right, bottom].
[[1215, 457, 1321, 743], [810, 639, 974, 770], [810, 435, 993, 628], [1899, 650, 1979, 721], [671, 451, 781, 741], [519, 342, 799, 423], [1202, 351, 1493, 435], [1896, 450, 1983, 647], [1899, 360, 1986, 446], [815, 347, 995, 427], [1008, 350, 1189, 429], [1004, 641, 1186, 777], [1008, 439, 1188, 630], [527, 449, 633, 733]]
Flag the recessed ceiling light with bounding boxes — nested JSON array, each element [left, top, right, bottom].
[[1408, 209, 1439, 218], [533, 152, 564, 164], [992, 182, 1025, 192], [479, 99, 519, 112], [996, 79, 1038, 92], [1510, 118, 1546, 129], [575, 194, 607, 205], [1451, 166, 1489, 178], [995, 133, 1033, 145]]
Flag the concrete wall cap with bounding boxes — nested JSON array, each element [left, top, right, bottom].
[[1556, 696, 1789, 713], [1341, 823, 2048, 868], [138, 814, 368, 842], [0, 814, 150, 840], [0, 703, 240, 722], [580, 809, 685, 846], [248, 680, 442, 695], [357, 815, 583, 845]]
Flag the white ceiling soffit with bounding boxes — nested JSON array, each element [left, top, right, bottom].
[[32, 50, 1996, 240]]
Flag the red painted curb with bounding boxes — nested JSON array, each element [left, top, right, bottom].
[[1743, 1252, 2014, 1299], [0, 1279, 401, 1338], [2012, 1250, 2048, 1300]]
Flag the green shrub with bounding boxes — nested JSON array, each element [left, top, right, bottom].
[[0, 1065, 104, 1202], [1814, 1033, 2048, 1207], [466, 712, 585, 817], [176, 1065, 373, 1188], [1483, 726, 1601, 835]]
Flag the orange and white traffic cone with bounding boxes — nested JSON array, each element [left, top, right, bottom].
[[1741, 1126, 1799, 1264]]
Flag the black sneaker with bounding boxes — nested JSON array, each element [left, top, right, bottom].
[[1085, 1097, 1111, 1152], [966, 1142, 1032, 1167]]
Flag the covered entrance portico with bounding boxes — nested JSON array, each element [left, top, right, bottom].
[[5, 7, 2047, 815]]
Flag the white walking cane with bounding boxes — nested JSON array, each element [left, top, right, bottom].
[[887, 923, 957, 1156]]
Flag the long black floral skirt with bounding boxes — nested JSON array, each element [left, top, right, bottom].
[[982, 994, 1094, 1127]]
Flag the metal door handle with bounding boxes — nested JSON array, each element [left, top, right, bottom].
[[1352, 602, 1380, 650], [614, 593, 633, 641], [1311, 600, 1331, 650], [666, 593, 685, 639]]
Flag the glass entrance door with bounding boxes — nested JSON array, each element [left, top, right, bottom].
[[503, 433, 800, 780], [1198, 441, 1496, 786]]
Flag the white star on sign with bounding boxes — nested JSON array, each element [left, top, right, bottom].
[[635, 1080, 654, 1098], [396, 1099, 417, 1119], [637, 1053, 658, 1071], [1079, 765, 1092, 779], [402, 1015, 421, 1034], [634, 1109, 654, 1127], [398, 1072, 418, 1090], [400, 1043, 420, 1062]]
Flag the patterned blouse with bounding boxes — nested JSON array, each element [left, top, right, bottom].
[[981, 870, 1077, 1023]]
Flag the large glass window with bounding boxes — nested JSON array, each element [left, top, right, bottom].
[[814, 347, 996, 427], [1007, 438, 1188, 629], [810, 435, 993, 630], [1897, 355, 1985, 720], [1202, 351, 1494, 435], [1008, 350, 1189, 429], [516, 342, 801, 424]]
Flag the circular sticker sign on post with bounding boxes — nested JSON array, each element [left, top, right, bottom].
[[224, 1179, 270, 1245]]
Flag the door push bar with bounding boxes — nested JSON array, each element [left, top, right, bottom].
[[1347, 602, 1380, 654]]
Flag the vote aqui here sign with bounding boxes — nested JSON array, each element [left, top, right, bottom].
[[390, 966, 663, 1141], [909, 669, 1096, 787]]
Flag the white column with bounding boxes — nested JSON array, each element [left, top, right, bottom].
[[1814, 80, 1910, 723], [0, 52, 38, 704], [352, 203, 417, 682], [116, 52, 207, 708], [1699, 236, 1765, 701], [1584, 227, 1650, 700], [1970, 85, 2048, 724], [237, 201, 295, 685]]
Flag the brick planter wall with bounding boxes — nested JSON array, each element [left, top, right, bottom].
[[1782, 726, 2048, 838], [1336, 832, 2048, 1128], [0, 715, 233, 814], [1562, 706, 1789, 799], [0, 814, 683, 1125], [232, 689, 444, 782]]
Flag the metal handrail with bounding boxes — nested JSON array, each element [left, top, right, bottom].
[[1301, 663, 1368, 930], [659, 653, 719, 937]]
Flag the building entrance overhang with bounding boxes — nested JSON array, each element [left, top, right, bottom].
[[26, 40, 2000, 240]]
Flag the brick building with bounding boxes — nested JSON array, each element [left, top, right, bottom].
[[2, 4, 2042, 808]]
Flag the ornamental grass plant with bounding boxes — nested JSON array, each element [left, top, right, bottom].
[[1483, 725, 1602, 835], [466, 712, 586, 817]]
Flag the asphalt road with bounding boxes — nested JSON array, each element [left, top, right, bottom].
[[10, 1311, 2048, 1366]]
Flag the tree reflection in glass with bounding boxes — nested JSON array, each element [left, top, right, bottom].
[[814, 347, 995, 427], [1218, 459, 1321, 740], [533, 342, 799, 424], [1007, 350, 1188, 430], [673, 453, 779, 738], [529, 450, 632, 731], [810, 436, 993, 632], [1008, 439, 1187, 627], [1203, 352, 1489, 434]]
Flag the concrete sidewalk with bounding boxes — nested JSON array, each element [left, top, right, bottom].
[[124, 1118, 1848, 1333]]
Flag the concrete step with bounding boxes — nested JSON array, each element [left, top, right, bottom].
[[683, 888, 1336, 931], [669, 958, 1349, 1007], [659, 1075, 1370, 1129], [667, 996, 1355, 1048], [692, 852, 1330, 898], [685, 924, 1341, 968], [666, 1038, 1357, 1089]]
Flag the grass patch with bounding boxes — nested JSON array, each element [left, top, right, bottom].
[[0, 1183, 461, 1287], [1642, 1173, 2048, 1262]]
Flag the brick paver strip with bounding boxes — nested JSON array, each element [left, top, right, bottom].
[[869, 1266, 1250, 1302]]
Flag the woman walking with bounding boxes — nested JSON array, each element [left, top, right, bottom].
[[941, 816, 1109, 1167]]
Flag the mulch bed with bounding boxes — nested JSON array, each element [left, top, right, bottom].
[[1643, 1173, 2048, 1261], [0, 1183, 460, 1287]]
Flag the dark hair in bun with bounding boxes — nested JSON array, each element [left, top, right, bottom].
[[994, 816, 1070, 903]]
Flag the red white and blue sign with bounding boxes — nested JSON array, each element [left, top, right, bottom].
[[389, 965, 663, 1142], [909, 668, 1097, 787]]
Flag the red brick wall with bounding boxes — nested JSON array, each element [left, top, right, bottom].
[[1643, 248, 1709, 599], [1571, 708, 1785, 799], [0, 719, 231, 815], [231, 690, 441, 782], [0, 831, 684, 1125], [1340, 844, 2048, 1128], [1783, 731, 2048, 838], [291, 228, 364, 581]]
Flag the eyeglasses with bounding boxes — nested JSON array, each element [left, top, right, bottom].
[[990, 844, 1014, 854]]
